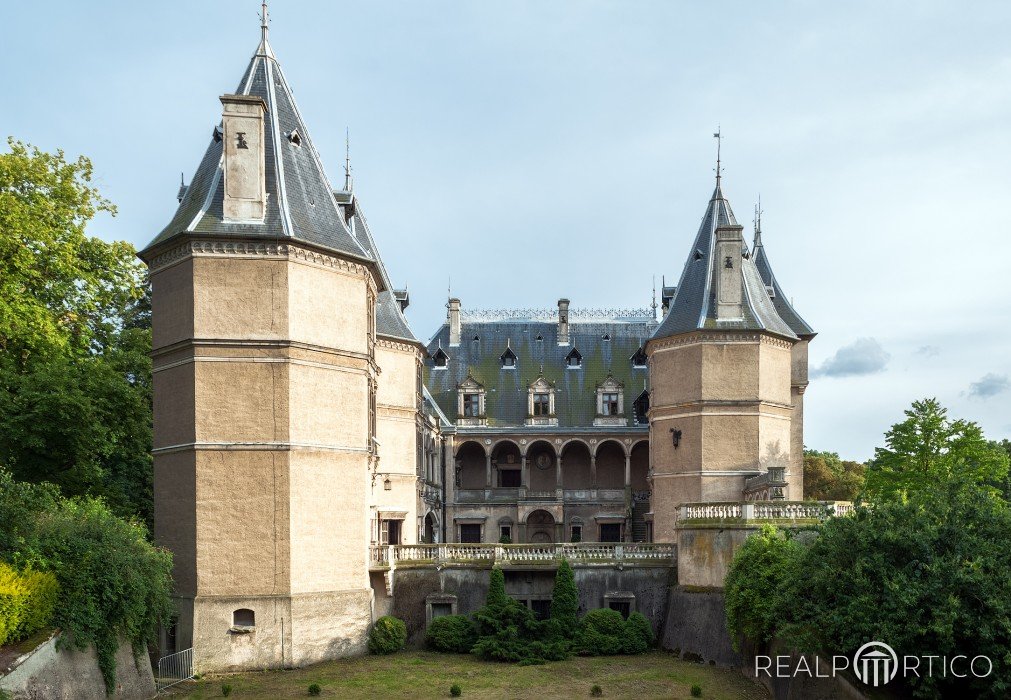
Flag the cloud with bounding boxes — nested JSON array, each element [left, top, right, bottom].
[[967, 373, 1009, 399], [813, 338, 891, 378], [916, 345, 941, 358]]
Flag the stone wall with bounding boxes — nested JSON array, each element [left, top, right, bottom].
[[0, 633, 154, 700], [661, 586, 742, 666]]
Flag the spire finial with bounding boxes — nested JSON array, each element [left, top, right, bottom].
[[260, 1, 269, 42], [344, 127, 353, 192], [651, 275, 658, 319], [753, 194, 763, 248], [713, 126, 723, 186]]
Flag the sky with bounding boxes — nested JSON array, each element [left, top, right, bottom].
[[4, 1, 1010, 461]]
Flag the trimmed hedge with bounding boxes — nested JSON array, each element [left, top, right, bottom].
[[622, 612, 655, 654], [426, 614, 477, 653], [574, 608, 654, 656], [0, 563, 58, 647], [368, 615, 407, 655]]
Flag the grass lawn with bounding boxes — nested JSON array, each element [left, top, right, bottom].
[[164, 650, 769, 699]]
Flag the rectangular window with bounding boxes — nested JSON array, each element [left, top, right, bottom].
[[463, 394, 480, 417], [380, 519, 403, 546], [602, 393, 620, 416], [608, 601, 631, 619], [570, 525, 582, 542], [500, 526, 511, 541], [599, 523, 622, 542], [459, 523, 482, 543], [533, 393, 550, 416], [499, 469, 521, 488], [431, 603, 453, 619]]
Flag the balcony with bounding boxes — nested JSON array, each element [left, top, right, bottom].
[[676, 501, 854, 527], [369, 542, 676, 571], [452, 488, 628, 504]]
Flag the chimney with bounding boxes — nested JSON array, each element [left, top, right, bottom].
[[220, 94, 267, 222], [557, 298, 570, 346], [448, 298, 461, 346], [715, 225, 745, 321]]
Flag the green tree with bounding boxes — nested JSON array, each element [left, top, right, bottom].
[[0, 139, 152, 526], [803, 449, 865, 501], [548, 559, 579, 639], [865, 398, 1009, 503]]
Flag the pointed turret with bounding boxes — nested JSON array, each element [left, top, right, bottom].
[[141, 27, 373, 266], [651, 181, 796, 341], [751, 212, 815, 338]]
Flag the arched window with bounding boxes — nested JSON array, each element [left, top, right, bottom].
[[233, 608, 255, 628]]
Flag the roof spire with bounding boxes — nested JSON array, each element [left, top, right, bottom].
[[753, 195, 763, 248], [260, 1, 269, 42], [713, 126, 723, 187], [651, 275, 658, 319], [344, 127, 353, 192]]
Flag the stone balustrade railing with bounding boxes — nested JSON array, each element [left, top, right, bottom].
[[677, 500, 854, 526], [369, 542, 676, 569]]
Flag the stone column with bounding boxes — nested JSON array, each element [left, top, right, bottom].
[[555, 457, 563, 490], [624, 453, 631, 487], [521, 454, 529, 491], [590, 453, 597, 488], [485, 453, 493, 488]]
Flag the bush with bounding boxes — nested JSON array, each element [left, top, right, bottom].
[[471, 569, 542, 662], [574, 608, 626, 656], [622, 612, 654, 655], [0, 563, 58, 646], [308, 682, 321, 696], [427, 614, 476, 653], [450, 683, 462, 697], [691, 684, 702, 697], [221, 684, 232, 696], [591, 684, 603, 696], [368, 615, 407, 655], [549, 560, 578, 641]]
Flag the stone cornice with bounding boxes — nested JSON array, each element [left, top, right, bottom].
[[147, 238, 372, 279], [646, 330, 794, 354], [377, 337, 423, 355]]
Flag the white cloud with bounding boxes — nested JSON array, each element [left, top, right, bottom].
[[813, 338, 891, 378], [916, 345, 941, 358]]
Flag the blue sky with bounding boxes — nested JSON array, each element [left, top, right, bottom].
[[5, 1, 1010, 460]]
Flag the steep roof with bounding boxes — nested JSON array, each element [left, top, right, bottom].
[[424, 312, 655, 428], [141, 34, 373, 265], [752, 227, 816, 338], [651, 181, 797, 341]]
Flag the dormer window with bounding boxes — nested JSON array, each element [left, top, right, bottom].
[[287, 128, 302, 146], [631, 347, 647, 368], [594, 373, 625, 426], [633, 390, 650, 425], [457, 374, 486, 426], [500, 346, 517, 369], [526, 374, 557, 426], [602, 333, 611, 341], [565, 348, 582, 368], [432, 347, 449, 369]]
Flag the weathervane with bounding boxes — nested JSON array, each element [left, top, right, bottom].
[[259, 1, 269, 42], [753, 195, 763, 247], [344, 128, 353, 192]]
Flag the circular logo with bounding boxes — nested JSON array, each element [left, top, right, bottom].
[[853, 642, 899, 687], [535, 453, 552, 470]]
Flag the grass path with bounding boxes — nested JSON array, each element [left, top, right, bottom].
[[165, 650, 769, 699]]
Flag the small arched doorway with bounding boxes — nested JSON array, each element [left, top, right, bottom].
[[526, 509, 555, 543], [423, 512, 437, 543]]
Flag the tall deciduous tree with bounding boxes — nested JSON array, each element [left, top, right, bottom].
[[803, 449, 865, 501], [0, 139, 153, 526]]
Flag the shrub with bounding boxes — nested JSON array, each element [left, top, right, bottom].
[[471, 569, 541, 662], [450, 683, 462, 697], [308, 682, 321, 696], [574, 608, 626, 656], [426, 614, 476, 653], [221, 684, 232, 696], [548, 560, 578, 640], [0, 563, 58, 646], [368, 615, 407, 655], [591, 684, 603, 696], [498, 535, 512, 544], [691, 684, 702, 697], [622, 612, 654, 655]]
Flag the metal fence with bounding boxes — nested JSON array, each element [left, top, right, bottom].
[[156, 647, 194, 691]]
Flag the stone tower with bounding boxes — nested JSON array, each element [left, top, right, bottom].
[[139, 26, 381, 671], [645, 176, 813, 543]]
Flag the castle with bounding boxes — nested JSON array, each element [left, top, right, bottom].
[[140, 14, 818, 671]]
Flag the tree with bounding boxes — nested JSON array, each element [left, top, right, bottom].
[[549, 559, 579, 639], [803, 449, 865, 501], [0, 139, 153, 526], [865, 398, 1009, 503]]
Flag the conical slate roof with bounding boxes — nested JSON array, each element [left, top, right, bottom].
[[652, 181, 797, 341], [752, 226, 815, 338], [141, 35, 373, 265]]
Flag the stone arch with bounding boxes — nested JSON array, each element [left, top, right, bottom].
[[595, 440, 625, 489], [561, 440, 592, 489], [492, 440, 522, 487], [526, 439, 557, 492], [423, 511, 439, 543], [525, 509, 555, 544], [630, 440, 650, 492], [455, 440, 486, 490]]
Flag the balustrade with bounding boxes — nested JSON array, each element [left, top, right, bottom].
[[369, 542, 675, 569]]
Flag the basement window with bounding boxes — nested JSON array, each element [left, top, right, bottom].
[[230, 608, 255, 633]]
